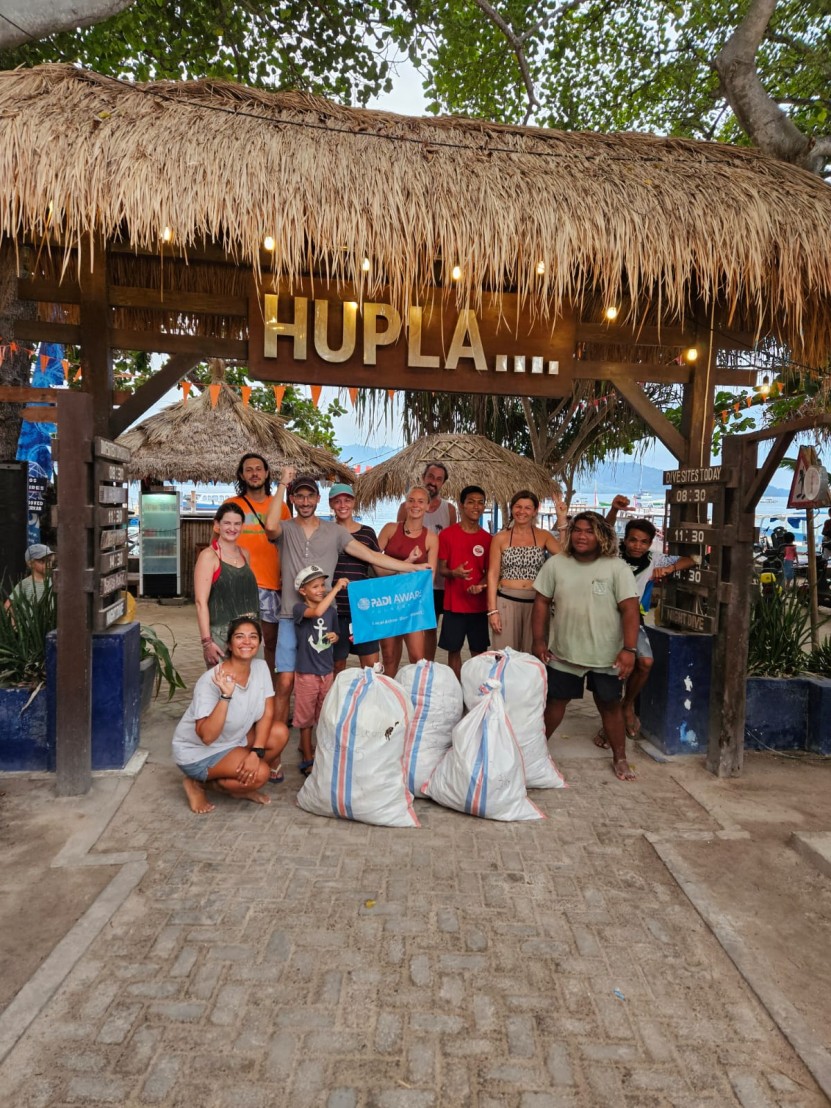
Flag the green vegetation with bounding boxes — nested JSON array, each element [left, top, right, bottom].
[[0, 578, 56, 687], [140, 623, 186, 701]]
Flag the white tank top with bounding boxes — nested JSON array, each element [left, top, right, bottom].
[[424, 500, 452, 590]]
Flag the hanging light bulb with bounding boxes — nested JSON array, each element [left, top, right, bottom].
[[760, 374, 771, 398], [263, 235, 276, 251], [161, 226, 174, 244], [604, 305, 619, 321], [361, 257, 371, 273], [536, 260, 545, 275], [451, 264, 462, 281], [685, 346, 699, 362]]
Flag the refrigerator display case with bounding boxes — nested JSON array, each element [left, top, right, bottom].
[[139, 491, 181, 597]]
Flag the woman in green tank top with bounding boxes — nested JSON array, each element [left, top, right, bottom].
[[194, 503, 260, 667]]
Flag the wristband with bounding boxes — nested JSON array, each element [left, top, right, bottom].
[[621, 647, 637, 654], [251, 747, 266, 759], [201, 637, 213, 646], [219, 693, 233, 701], [487, 609, 498, 616]]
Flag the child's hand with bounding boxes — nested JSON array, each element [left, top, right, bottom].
[[336, 578, 350, 591], [326, 631, 339, 643]]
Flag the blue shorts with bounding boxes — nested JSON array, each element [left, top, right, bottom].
[[178, 747, 232, 782], [275, 618, 299, 673]]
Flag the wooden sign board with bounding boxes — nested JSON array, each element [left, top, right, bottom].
[[98, 485, 128, 506], [674, 566, 719, 589], [99, 547, 127, 574], [662, 605, 715, 634], [94, 437, 131, 463], [99, 526, 127, 551], [95, 460, 126, 484], [94, 596, 126, 631], [97, 506, 128, 526], [99, 568, 128, 596], [666, 485, 724, 506], [663, 465, 726, 486], [667, 523, 720, 546], [787, 445, 831, 509], [248, 280, 576, 397]]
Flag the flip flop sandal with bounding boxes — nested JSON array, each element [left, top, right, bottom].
[[269, 763, 284, 784], [298, 758, 315, 777]]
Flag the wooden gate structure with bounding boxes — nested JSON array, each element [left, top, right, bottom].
[[2, 65, 831, 793]]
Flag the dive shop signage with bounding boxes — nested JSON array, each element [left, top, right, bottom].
[[248, 281, 576, 397]]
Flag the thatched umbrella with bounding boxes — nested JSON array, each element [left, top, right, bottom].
[[352, 434, 559, 512], [118, 376, 354, 486]]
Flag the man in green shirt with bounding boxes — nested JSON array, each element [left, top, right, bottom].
[[532, 513, 640, 781], [6, 543, 54, 608]]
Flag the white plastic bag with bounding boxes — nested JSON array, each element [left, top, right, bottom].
[[423, 680, 544, 822], [297, 666, 419, 827], [462, 648, 566, 789], [396, 660, 464, 797]]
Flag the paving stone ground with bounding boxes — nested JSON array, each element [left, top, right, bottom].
[[1, 600, 829, 1107]]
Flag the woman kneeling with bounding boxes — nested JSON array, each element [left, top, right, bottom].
[[172, 617, 289, 814]]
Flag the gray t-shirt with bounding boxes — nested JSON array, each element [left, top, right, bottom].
[[10, 576, 48, 603], [276, 519, 352, 618], [293, 602, 339, 675], [171, 659, 274, 768]]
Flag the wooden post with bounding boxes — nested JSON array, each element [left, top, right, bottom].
[[806, 508, 820, 649], [706, 435, 755, 777], [79, 234, 113, 439], [54, 390, 94, 796]]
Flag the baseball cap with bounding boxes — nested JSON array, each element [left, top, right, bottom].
[[295, 564, 328, 590], [290, 475, 320, 496], [25, 543, 54, 562], [329, 483, 355, 499]]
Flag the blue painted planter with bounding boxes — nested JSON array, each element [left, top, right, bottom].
[[744, 676, 809, 751], [0, 685, 50, 771], [639, 626, 713, 754], [805, 676, 831, 755], [46, 623, 141, 771]]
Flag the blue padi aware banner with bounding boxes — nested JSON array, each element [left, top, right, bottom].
[[349, 571, 436, 642]]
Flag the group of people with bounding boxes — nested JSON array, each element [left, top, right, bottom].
[[176, 451, 684, 810]]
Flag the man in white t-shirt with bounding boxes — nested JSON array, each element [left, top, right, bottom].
[[532, 512, 640, 781], [397, 461, 457, 660]]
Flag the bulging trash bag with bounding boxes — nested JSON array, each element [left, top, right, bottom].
[[423, 680, 544, 822], [298, 666, 419, 827], [462, 648, 566, 789], [396, 660, 463, 797]]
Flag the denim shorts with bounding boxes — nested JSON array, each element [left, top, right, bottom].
[[258, 587, 281, 623], [275, 618, 298, 673], [178, 747, 232, 782]]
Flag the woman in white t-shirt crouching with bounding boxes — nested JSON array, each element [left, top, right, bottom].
[[172, 617, 289, 813]]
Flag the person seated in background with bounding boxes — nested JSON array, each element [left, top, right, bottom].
[[173, 618, 288, 815], [5, 543, 54, 610]]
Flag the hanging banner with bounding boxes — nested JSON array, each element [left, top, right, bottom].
[[348, 571, 436, 642], [249, 279, 575, 398]]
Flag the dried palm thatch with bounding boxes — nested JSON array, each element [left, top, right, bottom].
[[352, 435, 559, 510], [3, 64, 831, 364], [117, 381, 354, 485]]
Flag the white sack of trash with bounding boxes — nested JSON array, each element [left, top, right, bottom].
[[395, 660, 463, 797]]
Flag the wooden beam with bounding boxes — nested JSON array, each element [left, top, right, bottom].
[[109, 353, 200, 438], [573, 360, 756, 386], [682, 347, 716, 467], [13, 320, 81, 344], [0, 386, 60, 404], [743, 433, 797, 514], [22, 406, 57, 422], [109, 329, 247, 359], [608, 373, 687, 460], [18, 278, 248, 316], [740, 412, 831, 444], [79, 236, 113, 438], [576, 321, 759, 352]]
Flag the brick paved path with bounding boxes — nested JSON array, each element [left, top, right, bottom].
[[0, 603, 826, 1106]]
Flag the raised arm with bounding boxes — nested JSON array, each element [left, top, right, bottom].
[[347, 538, 432, 576], [605, 494, 630, 527], [265, 465, 295, 538]]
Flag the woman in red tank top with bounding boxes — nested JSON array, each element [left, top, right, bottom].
[[377, 486, 439, 676]]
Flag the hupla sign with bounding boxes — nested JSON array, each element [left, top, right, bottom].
[[249, 280, 575, 397]]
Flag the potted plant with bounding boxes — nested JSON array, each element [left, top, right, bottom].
[[0, 578, 56, 770], [139, 622, 186, 713]]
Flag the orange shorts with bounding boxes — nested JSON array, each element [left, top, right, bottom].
[[293, 671, 334, 729]]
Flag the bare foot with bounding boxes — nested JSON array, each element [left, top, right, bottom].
[[612, 758, 636, 781], [183, 777, 215, 814], [623, 708, 641, 738], [242, 790, 271, 805], [593, 728, 610, 749]]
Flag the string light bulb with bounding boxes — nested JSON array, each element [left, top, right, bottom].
[[536, 260, 545, 275], [361, 257, 371, 273], [604, 305, 619, 321], [263, 235, 275, 251], [760, 374, 771, 398], [161, 226, 173, 244], [451, 264, 462, 281], [685, 346, 698, 362]]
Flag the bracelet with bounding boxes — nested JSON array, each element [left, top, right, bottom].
[[621, 647, 637, 655], [219, 693, 233, 701], [201, 636, 213, 646], [486, 609, 498, 616]]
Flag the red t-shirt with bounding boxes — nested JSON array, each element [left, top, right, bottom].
[[437, 524, 492, 613]]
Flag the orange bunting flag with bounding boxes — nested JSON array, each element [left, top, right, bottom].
[[348, 387, 359, 406], [746, 396, 753, 407], [241, 385, 252, 407], [273, 385, 286, 410], [73, 368, 83, 382], [721, 410, 729, 422], [387, 389, 395, 400], [181, 381, 191, 403], [61, 358, 69, 380], [734, 403, 740, 413], [209, 383, 221, 409], [9, 341, 17, 354], [310, 385, 322, 407], [40, 354, 49, 371]]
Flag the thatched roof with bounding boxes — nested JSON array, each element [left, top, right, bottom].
[[3, 64, 831, 363], [352, 434, 558, 509], [117, 381, 354, 485]]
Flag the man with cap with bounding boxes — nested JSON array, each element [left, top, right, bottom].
[[266, 467, 431, 725], [329, 482, 382, 672], [5, 543, 55, 610]]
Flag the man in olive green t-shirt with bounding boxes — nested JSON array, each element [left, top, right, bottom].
[[532, 512, 640, 782]]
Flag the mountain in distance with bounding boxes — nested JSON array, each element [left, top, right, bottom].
[[336, 444, 793, 497]]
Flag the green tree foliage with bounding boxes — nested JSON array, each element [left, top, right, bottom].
[[0, 0, 400, 105]]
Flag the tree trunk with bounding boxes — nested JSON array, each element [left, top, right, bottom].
[[0, 244, 36, 462], [0, 0, 136, 49]]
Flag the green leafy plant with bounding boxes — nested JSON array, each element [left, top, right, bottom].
[[747, 587, 819, 678], [804, 637, 831, 679], [0, 577, 57, 687], [140, 624, 186, 701]]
